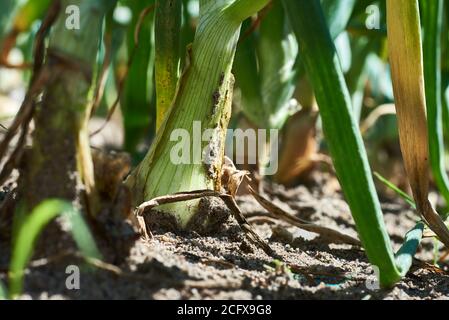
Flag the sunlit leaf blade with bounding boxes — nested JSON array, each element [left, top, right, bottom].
[[283, 0, 401, 287], [395, 221, 424, 276], [374, 171, 416, 208], [9, 200, 101, 298]]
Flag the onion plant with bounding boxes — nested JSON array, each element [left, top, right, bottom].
[[8, 200, 100, 298], [281, 0, 444, 287], [283, 0, 399, 287], [127, 0, 270, 230], [1, 0, 449, 293], [21, 0, 116, 213]]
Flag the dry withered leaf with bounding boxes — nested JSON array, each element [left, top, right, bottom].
[[387, 0, 449, 248], [221, 156, 250, 197]]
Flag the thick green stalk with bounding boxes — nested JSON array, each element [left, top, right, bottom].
[[421, 0, 449, 210], [283, 0, 401, 286], [22, 0, 114, 212], [155, 0, 182, 130], [128, 0, 269, 229]]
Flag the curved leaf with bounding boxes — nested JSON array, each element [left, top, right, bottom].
[[9, 200, 101, 298]]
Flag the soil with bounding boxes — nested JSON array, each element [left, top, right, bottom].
[[2, 170, 449, 300]]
